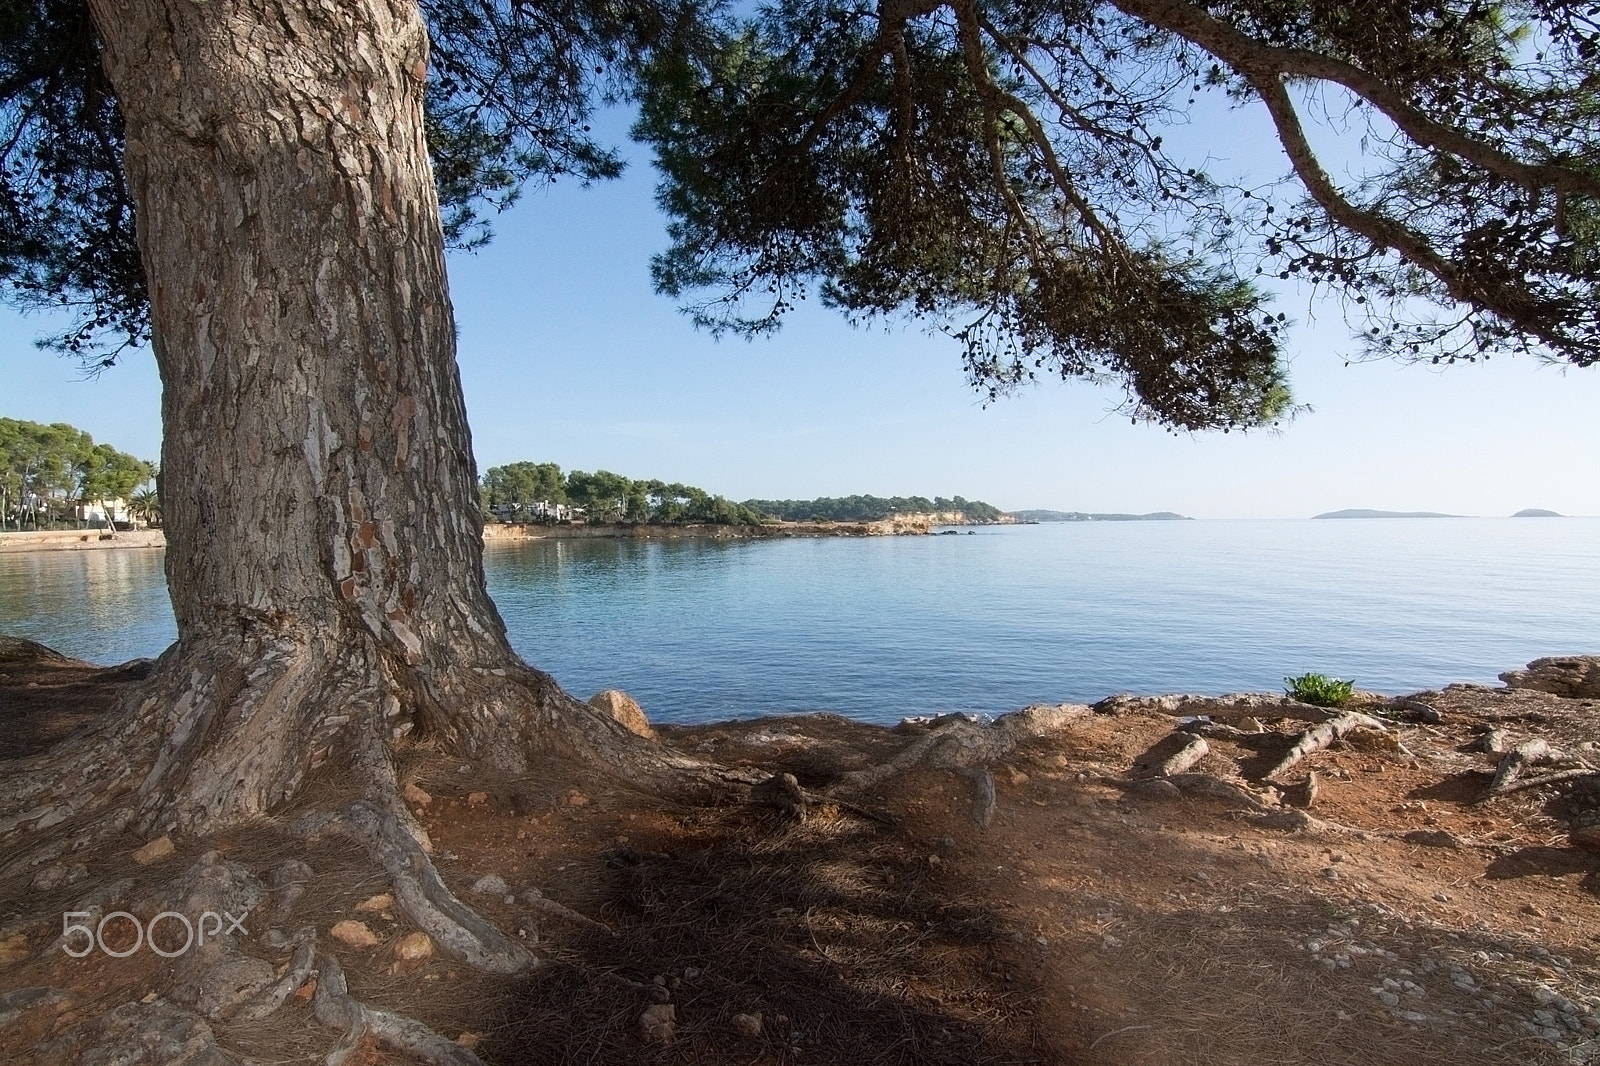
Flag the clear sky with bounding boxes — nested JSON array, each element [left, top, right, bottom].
[[3, 100, 1597, 520]]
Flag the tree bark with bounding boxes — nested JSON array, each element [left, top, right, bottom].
[[66, 0, 661, 835]]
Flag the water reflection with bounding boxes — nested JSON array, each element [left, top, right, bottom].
[[0, 548, 174, 664], [2, 522, 1596, 723]]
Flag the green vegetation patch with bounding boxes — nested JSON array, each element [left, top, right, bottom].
[[741, 494, 1002, 523], [1284, 673, 1356, 708], [481, 461, 766, 526]]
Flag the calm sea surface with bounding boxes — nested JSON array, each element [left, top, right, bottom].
[[2, 519, 1596, 724]]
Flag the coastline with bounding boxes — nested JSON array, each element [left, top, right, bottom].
[[0, 515, 978, 555], [0, 529, 167, 554], [481, 515, 976, 541]]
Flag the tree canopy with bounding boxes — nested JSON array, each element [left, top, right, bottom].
[[634, 0, 1599, 429], [0, 0, 687, 362], [4, 1, 1597, 418]]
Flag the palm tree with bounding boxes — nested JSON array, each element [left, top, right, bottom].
[[129, 485, 161, 529]]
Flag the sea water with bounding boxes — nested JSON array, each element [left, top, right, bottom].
[[2, 519, 1595, 724]]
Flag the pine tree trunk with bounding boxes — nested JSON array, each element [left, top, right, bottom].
[[68, 0, 659, 835]]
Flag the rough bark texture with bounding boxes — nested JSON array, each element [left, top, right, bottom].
[[38, 0, 686, 837]]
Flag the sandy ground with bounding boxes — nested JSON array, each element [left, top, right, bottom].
[[3, 646, 1600, 1065]]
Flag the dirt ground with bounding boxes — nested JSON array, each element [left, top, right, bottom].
[[4, 645, 1600, 1065]]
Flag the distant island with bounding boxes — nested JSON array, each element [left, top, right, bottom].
[[1311, 509, 1464, 519], [1007, 509, 1192, 522], [1512, 508, 1563, 518]]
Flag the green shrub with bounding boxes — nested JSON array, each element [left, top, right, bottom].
[[1284, 672, 1355, 707]]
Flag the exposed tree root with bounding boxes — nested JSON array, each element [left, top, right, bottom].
[[1490, 768, 1599, 798], [294, 802, 537, 974], [1134, 733, 1210, 779], [519, 887, 615, 936], [312, 951, 486, 1066], [1265, 712, 1388, 781], [0, 986, 68, 1029], [235, 928, 317, 1023], [969, 768, 997, 828], [1476, 739, 1592, 803], [1103, 772, 1274, 811], [830, 703, 1093, 797]]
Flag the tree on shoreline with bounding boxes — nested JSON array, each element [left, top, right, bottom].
[[482, 460, 767, 525], [0, 418, 153, 530], [1, 0, 1596, 1055]]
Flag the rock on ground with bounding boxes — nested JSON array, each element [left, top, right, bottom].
[[1500, 656, 1600, 699], [588, 689, 655, 738]]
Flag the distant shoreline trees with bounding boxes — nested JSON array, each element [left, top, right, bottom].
[[0, 418, 156, 531], [480, 462, 1003, 526], [743, 495, 1003, 524], [480, 462, 767, 527]]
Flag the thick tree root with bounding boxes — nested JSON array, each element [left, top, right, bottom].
[[294, 802, 536, 974], [519, 887, 615, 936], [969, 768, 997, 828], [1133, 733, 1210, 779], [1488, 768, 1598, 798], [235, 928, 316, 1022], [0, 986, 68, 1029], [1476, 739, 1591, 803], [312, 952, 486, 1066], [831, 703, 1093, 797], [1265, 712, 1388, 781]]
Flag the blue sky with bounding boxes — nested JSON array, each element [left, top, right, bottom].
[[3, 99, 1597, 520]]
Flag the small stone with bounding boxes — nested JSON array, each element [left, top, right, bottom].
[[466, 791, 488, 808], [330, 920, 379, 948], [403, 782, 432, 807], [731, 1012, 763, 1038], [356, 893, 394, 913], [564, 790, 590, 808], [1433, 892, 1451, 903], [638, 1003, 676, 1044], [1005, 767, 1030, 785], [266, 859, 314, 920], [394, 932, 433, 961], [471, 874, 509, 897], [132, 835, 175, 865], [30, 864, 89, 892], [34, 807, 70, 830], [1404, 829, 1462, 849], [1377, 990, 1401, 1007], [589, 689, 655, 739], [750, 773, 806, 818], [1134, 779, 1182, 801], [1477, 729, 1511, 754], [456, 1032, 481, 1050], [192, 956, 276, 1020], [0, 934, 31, 964]]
